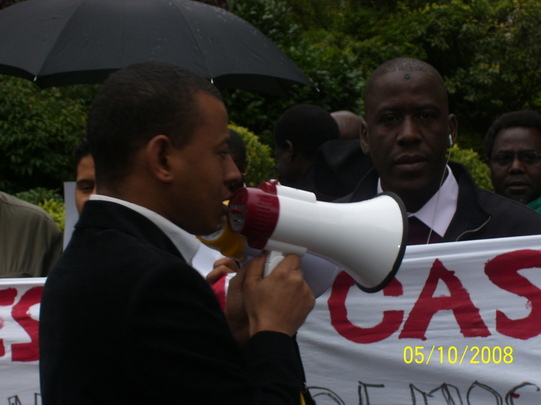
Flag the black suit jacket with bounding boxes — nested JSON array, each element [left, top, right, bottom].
[[39, 201, 304, 404], [340, 162, 541, 241]]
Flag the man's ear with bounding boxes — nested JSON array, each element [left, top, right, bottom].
[[285, 140, 295, 160], [359, 123, 370, 154], [146, 135, 174, 183]]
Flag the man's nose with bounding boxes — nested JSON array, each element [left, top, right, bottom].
[[509, 155, 526, 172], [397, 116, 421, 144]]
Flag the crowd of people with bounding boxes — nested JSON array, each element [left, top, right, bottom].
[[2, 56, 541, 403]]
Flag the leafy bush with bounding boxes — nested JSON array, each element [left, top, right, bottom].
[[449, 144, 493, 191], [0, 76, 92, 194], [14, 187, 62, 204], [14, 187, 65, 232], [39, 199, 66, 232]]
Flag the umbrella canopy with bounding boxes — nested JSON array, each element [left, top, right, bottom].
[[0, 0, 313, 95]]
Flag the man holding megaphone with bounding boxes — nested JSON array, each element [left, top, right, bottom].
[[39, 62, 316, 405]]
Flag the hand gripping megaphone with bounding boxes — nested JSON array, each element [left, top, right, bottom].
[[227, 181, 408, 293]]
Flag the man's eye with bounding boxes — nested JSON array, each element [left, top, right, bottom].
[[492, 153, 513, 166], [419, 112, 436, 120], [381, 115, 399, 124], [521, 151, 541, 164], [77, 182, 95, 192]]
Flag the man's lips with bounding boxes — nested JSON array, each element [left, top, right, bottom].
[[394, 154, 427, 171], [505, 181, 531, 193]]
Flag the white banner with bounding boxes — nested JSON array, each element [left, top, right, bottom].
[[1, 236, 541, 404], [297, 235, 541, 404], [0, 277, 43, 405]]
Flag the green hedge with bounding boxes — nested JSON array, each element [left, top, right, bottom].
[[14, 187, 65, 232], [449, 144, 493, 191]]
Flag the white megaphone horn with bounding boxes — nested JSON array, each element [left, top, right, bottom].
[[227, 181, 408, 293], [197, 209, 339, 297]]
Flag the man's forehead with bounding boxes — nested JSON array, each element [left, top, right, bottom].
[[367, 71, 447, 109], [494, 127, 541, 145], [373, 69, 441, 89]]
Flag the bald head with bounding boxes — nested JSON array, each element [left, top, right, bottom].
[[331, 110, 365, 140], [365, 57, 448, 112]]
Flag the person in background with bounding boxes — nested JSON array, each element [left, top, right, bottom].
[[484, 109, 541, 213], [228, 128, 248, 192], [0, 191, 62, 277], [73, 137, 96, 215], [39, 62, 314, 404], [331, 110, 365, 140], [340, 57, 541, 244], [274, 104, 339, 193], [313, 111, 372, 201], [70, 135, 231, 292]]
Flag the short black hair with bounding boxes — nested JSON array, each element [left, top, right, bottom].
[[274, 104, 339, 160], [87, 61, 222, 191], [484, 110, 541, 159], [73, 137, 91, 170]]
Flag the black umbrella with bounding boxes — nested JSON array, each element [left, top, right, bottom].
[[0, 0, 313, 95]]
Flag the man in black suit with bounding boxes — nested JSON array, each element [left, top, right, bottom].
[[341, 57, 541, 243], [39, 62, 315, 404]]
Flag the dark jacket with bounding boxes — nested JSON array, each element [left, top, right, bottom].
[[341, 161, 541, 242], [39, 201, 305, 404]]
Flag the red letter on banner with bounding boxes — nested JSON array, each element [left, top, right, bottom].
[[400, 259, 490, 340], [328, 272, 404, 343], [0, 288, 18, 357], [485, 249, 541, 340], [11, 286, 43, 362]]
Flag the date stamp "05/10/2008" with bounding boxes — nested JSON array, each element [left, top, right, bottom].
[[403, 346, 514, 365]]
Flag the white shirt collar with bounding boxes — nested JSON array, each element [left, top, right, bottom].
[[377, 165, 458, 237], [89, 194, 200, 265]]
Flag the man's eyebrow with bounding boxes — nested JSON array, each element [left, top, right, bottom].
[[375, 105, 400, 114]]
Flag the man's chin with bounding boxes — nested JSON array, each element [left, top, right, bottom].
[[506, 192, 530, 204]]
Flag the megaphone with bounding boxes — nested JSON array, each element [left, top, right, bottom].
[[227, 180, 408, 293], [198, 209, 340, 297]]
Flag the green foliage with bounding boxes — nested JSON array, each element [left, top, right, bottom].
[[2, 0, 541, 196], [14, 187, 65, 231], [39, 199, 66, 232], [229, 123, 277, 185], [315, 0, 541, 151], [0, 75, 95, 194], [225, 0, 364, 141], [14, 187, 62, 204], [450, 145, 493, 191]]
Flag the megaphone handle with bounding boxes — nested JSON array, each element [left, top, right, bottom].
[[264, 251, 284, 277]]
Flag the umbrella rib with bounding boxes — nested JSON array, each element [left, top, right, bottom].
[[168, 1, 214, 81]]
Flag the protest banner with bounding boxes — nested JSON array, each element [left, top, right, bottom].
[[1, 236, 540, 404], [297, 235, 541, 404], [0, 277, 43, 405]]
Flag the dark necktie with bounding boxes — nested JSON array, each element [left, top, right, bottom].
[[408, 216, 443, 245]]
